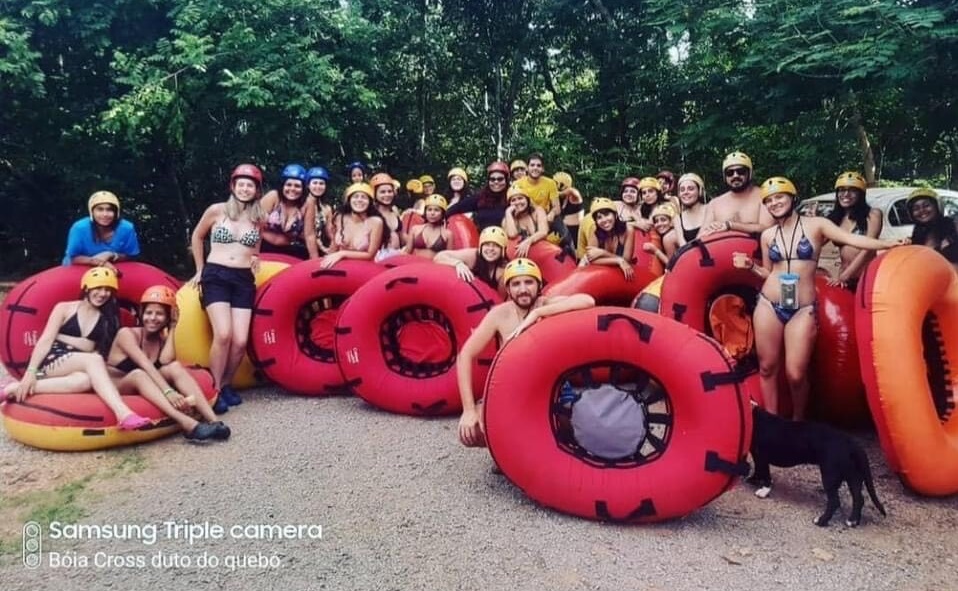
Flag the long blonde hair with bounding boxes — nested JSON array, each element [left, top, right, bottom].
[[225, 193, 265, 224]]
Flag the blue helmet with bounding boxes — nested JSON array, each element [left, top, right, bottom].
[[346, 161, 367, 174], [306, 166, 330, 182], [281, 164, 307, 183]]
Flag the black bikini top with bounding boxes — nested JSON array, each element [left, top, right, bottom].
[[60, 310, 108, 342]]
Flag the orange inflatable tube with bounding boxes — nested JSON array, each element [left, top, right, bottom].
[[855, 246, 958, 496]]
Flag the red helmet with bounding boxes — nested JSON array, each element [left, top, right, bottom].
[[230, 163, 263, 187], [486, 161, 510, 177], [620, 177, 641, 190], [140, 285, 178, 314]]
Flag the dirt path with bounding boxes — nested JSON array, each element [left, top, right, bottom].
[[1, 386, 956, 590]]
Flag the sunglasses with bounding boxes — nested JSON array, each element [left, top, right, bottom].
[[488, 176, 507, 182], [725, 167, 749, 178]]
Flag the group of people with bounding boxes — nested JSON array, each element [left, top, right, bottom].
[[8, 151, 956, 447]]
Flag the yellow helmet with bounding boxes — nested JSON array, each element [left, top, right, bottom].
[[677, 173, 706, 197], [479, 226, 508, 249], [419, 174, 435, 185], [834, 172, 867, 192], [406, 179, 424, 194], [88, 191, 120, 219], [507, 186, 529, 201], [81, 267, 119, 291], [510, 160, 527, 172], [344, 182, 374, 201], [760, 177, 798, 201], [907, 187, 939, 206], [447, 167, 468, 183], [723, 152, 753, 172], [423, 194, 448, 211], [503, 258, 542, 284], [652, 203, 678, 220], [589, 197, 617, 218], [553, 172, 573, 191], [638, 177, 662, 191]]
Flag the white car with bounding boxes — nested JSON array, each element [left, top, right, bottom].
[[797, 187, 958, 241]]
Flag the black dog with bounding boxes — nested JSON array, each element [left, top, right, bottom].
[[748, 405, 887, 527]]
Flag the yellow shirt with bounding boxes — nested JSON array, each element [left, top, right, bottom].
[[515, 176, 559, 212]]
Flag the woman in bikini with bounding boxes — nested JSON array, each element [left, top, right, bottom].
[[434, 226, 509, 295], [581, 198, 635, 280], [370, 173, 405, 260], [616, 177, 645, 230], [407, 195, 453, 260], [106, 285, 229, 441], [732, 177, 908, 420], [322, 182, 386, 268], [4, 268, 151, 430], [908, 188, 958, 271], [503, 187, 548, 258], [305, 166, 333, 258], [675, 173, 707, 248], [190, 163, 265, 412], [825, 172, 882, 290], [259, 164, 317, 260]]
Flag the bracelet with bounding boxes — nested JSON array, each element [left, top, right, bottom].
[[26, 366, 39, 375], [162, 388, 176, 396]]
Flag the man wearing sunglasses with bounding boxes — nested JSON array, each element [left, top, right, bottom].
[[699, 151, 773, 236]]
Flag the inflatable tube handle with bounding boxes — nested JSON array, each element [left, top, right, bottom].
[[596, 313, 653, 343], [4, 302, 39, 315], [310, 269, 348, 279], [465, 300, 495, 313], [670, 302, 688, 323], [704, 450, 750, 476], [385, 276, 419, 290], [594, 499, 656, 522], [699, 369, 742, 392]]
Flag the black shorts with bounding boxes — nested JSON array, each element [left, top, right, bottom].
[[200, 262, 255, 309]]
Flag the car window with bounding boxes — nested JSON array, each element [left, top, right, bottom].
[[798, 200, 832, 218], [943, 197, 958, 220], [888, 199, 911, 226]]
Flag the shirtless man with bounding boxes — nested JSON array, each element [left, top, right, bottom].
[[699, 151, 774, 236], [457, 258, 595, 447]]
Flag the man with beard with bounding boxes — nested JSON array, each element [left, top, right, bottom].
[[457, 258, 595, 447], [699, 152, 774, 236]]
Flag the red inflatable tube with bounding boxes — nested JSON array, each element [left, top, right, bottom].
[[249, 259, 385, 396], [483, 307, 752, 522], [506, 240, 576, 287], [377, 254, 433, 269], [335, 265, 500, 416], [447, 214, 479, 249], [2, 367, 216, 451], [657, 232, 770, 408], [629, 228, 666, 280], [808, 275, 869, 427], [259, 252, 304, 267], [544, 264, 656, 306], [1, 263, 181, 378]]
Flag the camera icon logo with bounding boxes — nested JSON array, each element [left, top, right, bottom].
[[22, 521, 42, 569]]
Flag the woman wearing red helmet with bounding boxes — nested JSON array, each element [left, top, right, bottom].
[[189, 163, 265, 410], [3, 268, 151, 430], [104, 286, 229, 441]]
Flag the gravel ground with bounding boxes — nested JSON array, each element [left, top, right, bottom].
[[1, 385, 957, 591]]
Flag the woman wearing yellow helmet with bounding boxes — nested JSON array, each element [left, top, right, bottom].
[[446, 167, 472, 209], [582, 198, 635, 280], [63, 191, 141, 269], [675, 173, 708, 247], [3, 268, 151, 431], [370, 173, 405, 258], [446, 161, 511, 232], [405, 195, 453, 260], [434, 225, 509, 293], [503, 188, 549, 258], [323, 182, 386, 270], [732, 176, 909, 420], [908, 188, 958, 269], [825, 172, 882, 289], [642, 203, 680, 266]]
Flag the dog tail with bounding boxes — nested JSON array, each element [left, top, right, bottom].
[[855, 445, 887, 517]]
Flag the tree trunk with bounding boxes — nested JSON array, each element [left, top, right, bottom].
[[847, 92, 876, 185]]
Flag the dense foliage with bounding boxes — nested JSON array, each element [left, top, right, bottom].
[[2, 0, 956, 275]]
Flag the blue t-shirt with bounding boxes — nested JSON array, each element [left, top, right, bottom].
[[62, 218, 141, 265]]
